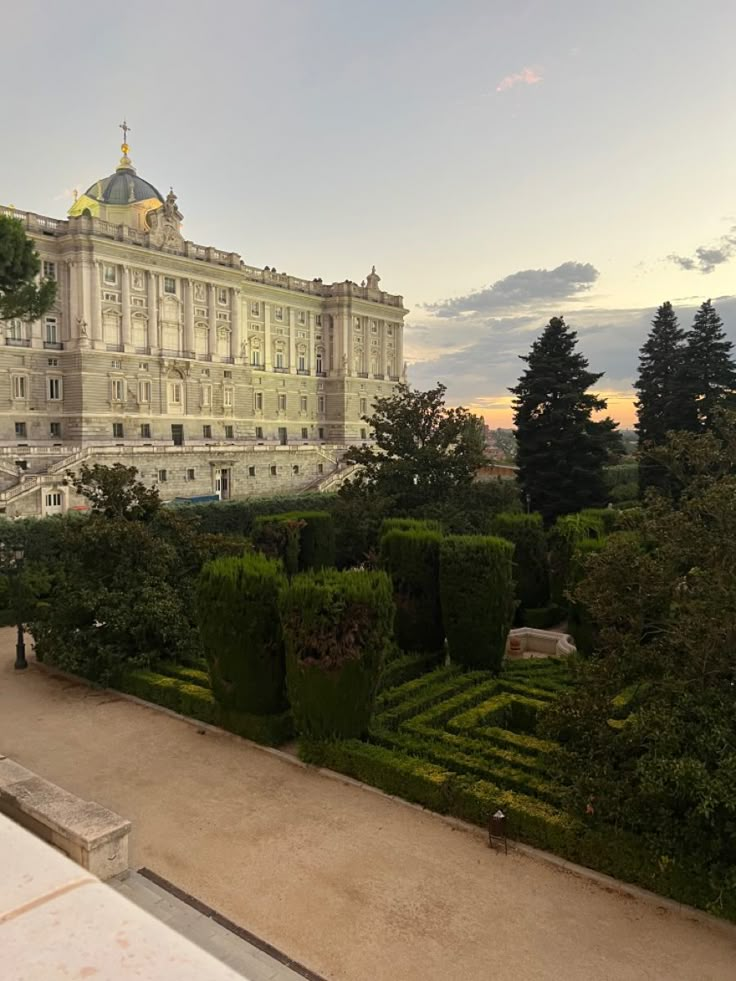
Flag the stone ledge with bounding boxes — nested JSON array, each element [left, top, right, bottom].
[[0, 755, 130, 880]]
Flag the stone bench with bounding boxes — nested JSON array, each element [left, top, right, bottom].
[[506, 628, 576, 659], [0, 755, 130, 879]]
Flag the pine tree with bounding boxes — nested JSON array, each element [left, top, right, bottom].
[[686, 299, 736, 430], [0, 214, 56, 321], [634, 302, 697, 495], [511, 317, 622, 523]]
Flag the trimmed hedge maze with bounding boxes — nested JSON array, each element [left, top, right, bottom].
[[305, 658, 727, 914]]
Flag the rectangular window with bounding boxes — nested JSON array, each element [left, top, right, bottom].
[[111, 359, 122, 369], [45, 317, 58, 343], [317, 463, 324, 474], [250, 301, 260, 316], [300, 395, 308, 412], [47, 358, 58, 367], [270, 465, 277, 476], [248, 466, 256, 477], [224, 387, 233, 408], [48, 377, 62, 401], [301, 427, 308, 440], [158, 469, 167, 482], [371, 321, 378, 333], [274, 306, 283, 321], [15, 422, 26, 439], [254, 392, 263, 411], [278, 394, 286, 411], [316, 353, 323, 373], [318, 427, 325, 440], [112, 423, 124, 439], [201, 384, 212, 407], [298, 311, 306, 325], [8, 319, 23, 341], [43, 261, 56, 280], [251, 349, 261, 366], [298, 353, 306, 371], [224, 370, 232, 379], [50, 422, 61, 439], [170, 382, 182, 405], [225, 425, 234, 439], [255, 426, 264, 439], [292, 464, 300, 475], [140, 423, 151, 439], [187, 468, 195, 481], [315, 315, 322, 326], [275, 351, 284, 369], [104, 265, 116, 284], [138, 380, 151, 403], [203, 424, 212, 439], [163, 277, 176, 295], [12, 376, 26, 400], [318, 395, 325, 413], [217, 288, 227, 305], [111, 379, 125, 402], [361, 428, 367, 440]]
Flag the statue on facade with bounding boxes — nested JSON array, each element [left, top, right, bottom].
[[77, 317, 89, 338], [366, 265, 381, 289], [147, 186, 184, 250], [240, 339, 248, 359]]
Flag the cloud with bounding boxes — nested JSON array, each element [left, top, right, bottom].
[[53, 188, 76, 202], [496, 66, 543, 92], [425, 262, 599, 318], [669, 226, 736, 273]]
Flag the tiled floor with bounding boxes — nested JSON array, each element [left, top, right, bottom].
[[111, 871, 310, 981]]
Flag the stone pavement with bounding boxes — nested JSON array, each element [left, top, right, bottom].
[[111, 871, 309, 981]]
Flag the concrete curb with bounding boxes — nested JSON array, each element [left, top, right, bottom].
[[29, 659, 736, 938]]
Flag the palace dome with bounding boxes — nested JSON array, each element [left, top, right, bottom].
[[83, 162, 164, 207]]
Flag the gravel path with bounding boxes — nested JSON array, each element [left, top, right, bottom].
[[1, 634, 734, 981]]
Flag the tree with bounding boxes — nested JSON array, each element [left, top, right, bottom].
[[686, 299, 736, 431], [68, 463, 160, 521], [0, 214, 56, 321], [342, 382, 486, 511], [635, 302, 697, 495], [511, 317, 622, 523]]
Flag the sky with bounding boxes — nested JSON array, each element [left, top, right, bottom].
[[3, 0, 736, 427]]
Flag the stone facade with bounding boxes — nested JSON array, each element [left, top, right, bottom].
[[0, 138, 406, 516]]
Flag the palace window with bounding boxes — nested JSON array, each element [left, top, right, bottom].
[[298, 311, 306, 325], [300, 395, 308, 412], [250, 301, 260, 316], [318, 395, 325, 413], [217, 288, 227, 305], [104, 265, 117, 285], [270, 465, 277, 476], [360, 398, 367, 415], [301, 427, 308, 440], [163, 276, 177, 295], [251, 349, 261, 366], [278, 394, 286, 411], [47, 377, 62, 401], [201, 384, 212, 407], [371, 321, 378, 333], [298, 353, 306, 371], [255, 426, 263, 439], [203, 425, 212, 439], [48, 358, 58, 367], [187, 469, 196, 481], [15, 422, 27, 439], [317, 463, 324, 474], [315, 315, 322, 327], [316, 352, 324, 373], [293, 465, 299, 475], [12, 376, 27, 400], [138, 380, 151, 403], [361, 428, 367, 440], [43, 261, 56, 280], [169, 381, 183, 405], [318, 427, 325, 440], [111, 359, 122, 369], [111, 379, 125, 402], [248, 466, 256, 477], [224, 425, 234, 439], [254, 392, 263, 411], [158, 469, 168, 482], [50, 422, 61, 439], [141, 423, 151, 439], [224, 370, 232, 379], [224, 387, 233, 408], [113, 423, 124, 439], [7, 319, 24, 341], [275, 350, 284, 369]]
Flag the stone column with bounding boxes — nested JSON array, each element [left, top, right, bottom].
[[121, 267, 132, 351], [147, 271, 158, 353], [208, 284, 217, 359], [78, 262, 91, 345], [264, 303, 272, 370], [396, 321, 404, 381], [381, 322, 388, 377], [184, 279, 195, 357], [288, 309, 296, 373], [90, 261, 102, 344], [231, 288, 241, 361], [308, 312, 315, 373]]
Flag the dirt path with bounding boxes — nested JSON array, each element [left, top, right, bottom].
[[1, 633, 734, 981]]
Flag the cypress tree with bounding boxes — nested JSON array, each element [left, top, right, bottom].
[[686, 299, 736, 430], [511, 316, 622, 523], [634, 302, 697, 495]]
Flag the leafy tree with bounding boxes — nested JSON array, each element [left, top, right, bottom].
[[686, 299, 736, 431], [511, 317, 622, 523], [543, 416, 736, 905], [342, 382, 486, 511], [635, 302, 697, 495], [68, 463, 160, 521], [0, 214, 56, 321]]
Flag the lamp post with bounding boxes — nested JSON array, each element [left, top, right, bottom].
[[11, 546, 27, 670]]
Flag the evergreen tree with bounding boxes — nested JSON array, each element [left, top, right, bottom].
[[686, 299, 736, 430], [0, 214, 56, 321], [511, 317, 622, 523], [634, 302, 697, 495]]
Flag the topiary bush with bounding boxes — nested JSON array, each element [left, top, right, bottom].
[[197, 552, 287, 714], [252, 511, 335, 573], [380, 517, 442, 535], [379, 528, 444, 653], [280, 569, 394, 740], [292, 511, 336, 569], [489, 512, 550, 611], [439, 535, 516, 673]]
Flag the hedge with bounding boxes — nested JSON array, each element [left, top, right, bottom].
[[379, 528, 444, 654], [118, 668, 293, 746], [280, 569, 394, 740], [380, 517, 442, 535], [301, 739, 736, 918], [252, 511, 336, 572], [172, 493, 338, 537], [489, 513, 550, 611], [439, 535, 515, 672], [378, 651, 444, 692], [197, 553, 287, 715]]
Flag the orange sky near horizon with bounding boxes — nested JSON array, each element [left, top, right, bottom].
[[468, 391, 638, 430]]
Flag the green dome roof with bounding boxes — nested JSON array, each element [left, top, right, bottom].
[[84, 160, 164, 206]]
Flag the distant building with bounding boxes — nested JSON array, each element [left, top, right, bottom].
[[0, 129, 407, 516]]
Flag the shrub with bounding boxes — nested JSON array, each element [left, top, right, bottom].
[[579, 507, 620, 534], [439, 535, 515, 672], [379, 529, 444, 653], [252, 514, 303, 575], [548, 511, 608, 606], [380, 517, 442, 535], [280, 569, 394, 740], [489, 513, 550, 611], [378, 651, 444, 692], [252, 511, 336, 572], [174, 493, 338, 537], [197, 553, 287, 715], [292, 512, 336, 569]]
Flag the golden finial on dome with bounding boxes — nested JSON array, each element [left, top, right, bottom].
[[119, 118, 131, 155]]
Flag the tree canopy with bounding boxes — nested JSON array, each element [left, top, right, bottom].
[[0, 214, 56, 321], [511, 316, 622, 523], [68, 463, 161, 522], [686, 299, 736, 431]]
